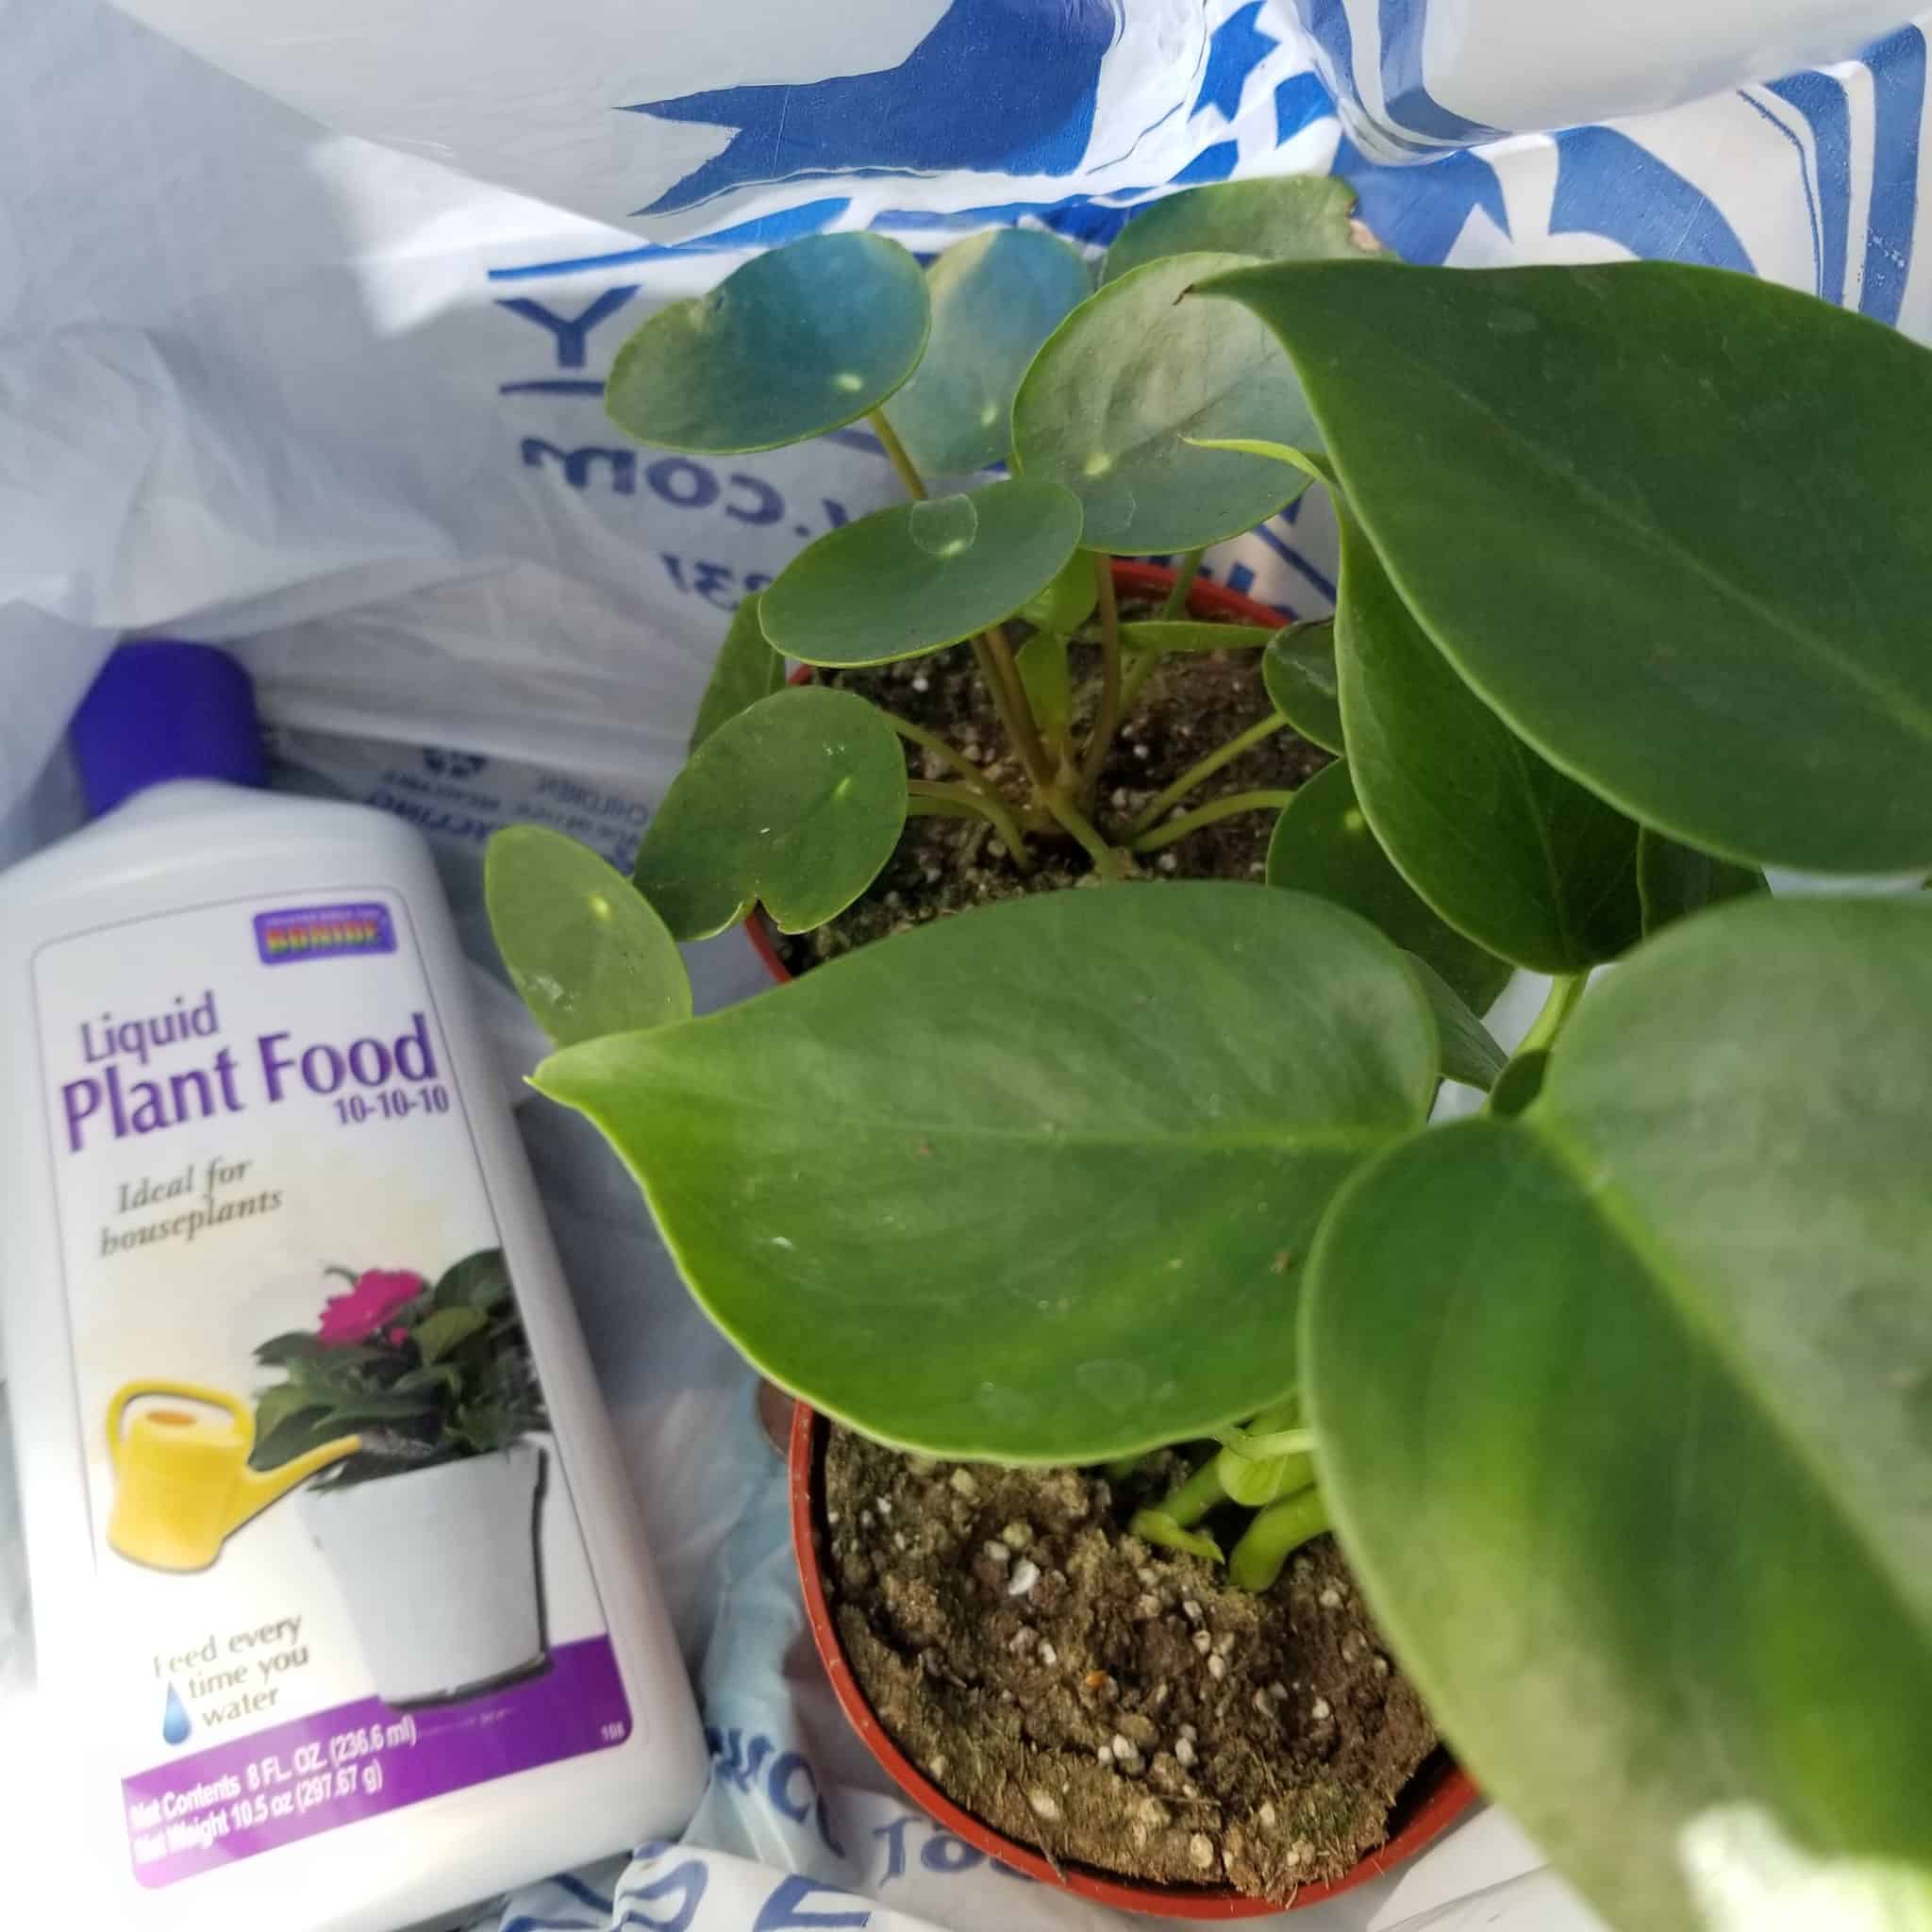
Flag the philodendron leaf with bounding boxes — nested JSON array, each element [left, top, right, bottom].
[[1262, 620, 1342, 754], [1103, 175, 1372, 283], [632, 687, 906, 939], [691, 593, 786, 752], [882, 227, 1092, 475], [1335, 505, 1642, 973], [1636, 826, 1768, 936], [538, 884, 1437, 1462], [1011, 252, 1318, 555], [606, 233, 928, 454], [1118, 621, 1274, 654], [1018, 548, 1099, 635], [1306, 895, 1932, 1932], [1403, 957, 1507, 1091], [759, 477, 1083, 667], [485, 826, 691, 1045], [1201, 258, 1932, 873], [1267, 760, 1512, 1015], [1014, 630, 1072, 755]]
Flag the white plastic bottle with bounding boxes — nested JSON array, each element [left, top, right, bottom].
[[0, 642, 706, 1930]]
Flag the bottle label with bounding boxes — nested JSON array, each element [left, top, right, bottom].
[[32, 885, 632, 1889]]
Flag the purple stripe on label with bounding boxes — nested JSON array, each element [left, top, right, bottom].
[[124, 1636, 629, 1888], [253, 902, 397, 966]]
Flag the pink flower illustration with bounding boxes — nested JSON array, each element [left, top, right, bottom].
[[317, 1269, 425, 1346]]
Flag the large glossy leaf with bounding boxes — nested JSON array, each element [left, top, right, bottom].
[[606, 234, 928, 454], [1267, 760, 1511, 1013], [1202, 258, 1932, 873], [1403, 956, 1506, 1091], [1103, 175, 1368, 283], [882, 228, 1092, 475], [759, 477, 1083, 667], [1014, 629, 1072, 755], [1262, 619, 1342, 753], [1018, 548, 1098, 635], [1637, 827, 1767, 937], [1011, 253, 1317, 555], [1335, 506, 1641, 973], [538, 884, 1437, 1461], [690, 593, 786, 752], [1306, 894, 1932, 1931], [632, 687, 906, 939], [485, 826, 691, 1044]]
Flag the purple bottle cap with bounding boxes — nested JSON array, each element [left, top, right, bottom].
[[70, 640, 267, 819]]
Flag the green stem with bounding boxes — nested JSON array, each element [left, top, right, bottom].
[[1041, 787, 1127, 878], [1130, 1511, 1224, 1564], [1126, 713, 1290, 838], [908, 781, 1034, 872], [868, 409, 926, 501], [1227, 1486, 1329, 1592], [1079, 558, 1124, 794], [1119, 646, 1162, 721], [884, 712, 1000, 795], [1158, 547, 1208, 620], [1128, 789, 1295, 855], [1518, 972, 1590, 1057], [973, 625, 1056, 793], [1152, 1457, 1230, 1529]]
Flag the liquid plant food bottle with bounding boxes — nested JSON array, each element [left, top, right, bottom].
[[0, 642, 706, 1930]]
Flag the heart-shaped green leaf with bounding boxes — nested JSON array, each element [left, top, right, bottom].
[[606, 233, 929, 454], [759, 477, 1083, 667], [632, 686, 906, 939], [1011, 253, 1318, 555], [1202, 258, 1932, 873], [1306, 894, 1932, 1932], [1014, 629, 1072, 756], [1636, 826, 1768, 937], [1335, 505, 1641, 973], [537, 884, 1436, 1461], [1403, 956, 1506, 1091], [485, 826, 691, 1045], [1119, 621, 1274, 654], [1018, 549, 1099, 635], [1103, 175, 1370, 284], [1267, 760, 1511, 1014], [1262, 620, 1342, 754], [690, 592, 787, 753], [413, 1307, 489, 1365], [881, 228, 1092, 475]]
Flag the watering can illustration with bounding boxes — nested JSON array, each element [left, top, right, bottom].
[[106, 1382, 360, 1572]]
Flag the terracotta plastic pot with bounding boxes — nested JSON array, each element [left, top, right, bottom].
[[744, 559, 1292, 987], [790, 1402, 1477, 1920]]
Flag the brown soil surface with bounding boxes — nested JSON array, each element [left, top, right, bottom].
[[776, 607, 1330, 972], [824, 1429, 1439, 1904]]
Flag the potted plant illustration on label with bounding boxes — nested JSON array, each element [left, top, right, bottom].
[[250, 1248, 553, 1706]]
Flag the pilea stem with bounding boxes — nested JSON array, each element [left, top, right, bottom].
[[884, 711, 1002, 796], [1518, 971, 1590, 1057], [1128, 789, 1295, 855], [970, 628, 1057, 794], [1151, 1456, 1229, 1530], [1126, 712, 1290, 838], [908, 780, 1034, 870], [1041, 786, 1128, 878], [1158, 547, 1208, 620], [1079, 557, 1124, 795], [1119, 646, 1162, 720], [868, 409, 926, 501], [1227, 1486, 1330, 1592]]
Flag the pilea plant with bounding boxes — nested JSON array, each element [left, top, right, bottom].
[[487, 187, 1932, 1932]]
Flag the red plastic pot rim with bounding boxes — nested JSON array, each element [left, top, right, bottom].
[[745, 559, 1293, 988], [788, 1400, 1478, 1920]]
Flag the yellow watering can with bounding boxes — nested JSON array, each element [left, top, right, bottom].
[[106, 1382, 361, 1572]]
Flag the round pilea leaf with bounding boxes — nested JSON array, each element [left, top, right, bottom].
[[1635, 826, 1766, 937], [689, 591, 786, 753], [1262, 619, 1342, 754], [1267, 759, 1512, 1016], [882, 227, 1092, 475], [758, 476, 1084, 667], [485, 826, 691, 1045], [1103, 175, 1372, 284], [1017, 547, 1099, 636], [605, 233, 929, 455], [632, 686, 906, 939], [536, 883, 1437, 1462], [1011, 252, 1319, 555], [1306, 894, 1932, 1931]]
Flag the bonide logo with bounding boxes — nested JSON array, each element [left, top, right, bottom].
[[254, 903, 396, 967]]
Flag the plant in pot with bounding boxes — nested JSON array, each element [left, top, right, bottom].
[[251, 1249, 553, 1705], [489, 205, 1932, 1930]]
